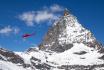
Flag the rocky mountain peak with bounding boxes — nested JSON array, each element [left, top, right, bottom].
[[39, 9, 101, 52], [63, 8, 70, 16]]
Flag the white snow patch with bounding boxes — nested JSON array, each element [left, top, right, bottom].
[[47, 43, 104, 66], [0, 60, 30, 70], [15, 52, 32, 64]]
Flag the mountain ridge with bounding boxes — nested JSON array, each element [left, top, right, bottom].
[[0, 9, 104, 70], [39, 9, 101, 52]]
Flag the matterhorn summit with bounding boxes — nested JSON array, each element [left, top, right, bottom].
[[0, 9, 104, 70], [39, 9, 100, 52]]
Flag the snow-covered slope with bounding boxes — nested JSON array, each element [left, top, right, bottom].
[[39, 9, 101, 52], [15, 44, 104, 70], [0, 9, 104, 70], [58, 15, 95, 44], [47, 43, 103, 66], [0, 60, 28, 70], [1, 44, 104, 70]]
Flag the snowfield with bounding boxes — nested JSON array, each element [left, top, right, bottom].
[[0, 60, 29, 70], [1, 43, 104, 70], [15, 43, 104, 67], [47, 43, 104, 66]]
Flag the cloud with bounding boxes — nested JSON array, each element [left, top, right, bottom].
[[0, 26, 12, 34], [19, 12, 35, 26], [0, 26, 20, 35], [18, 4, 64, 26], [13, 27, 20, 34], [50, 4, 64, 12], [34, 11, 54, 23]]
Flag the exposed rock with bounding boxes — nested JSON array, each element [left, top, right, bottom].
[[0, 48, 24, 64], [73, 51, 87, 55]]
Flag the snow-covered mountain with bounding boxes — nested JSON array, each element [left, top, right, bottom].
[[0, 9, 104, 70], [39, 9, 102, 52]]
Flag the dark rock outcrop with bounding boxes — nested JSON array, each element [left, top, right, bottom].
[[0, 48, 24, 64]]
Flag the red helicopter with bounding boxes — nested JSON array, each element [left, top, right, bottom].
[[22, 33, 35, 38]]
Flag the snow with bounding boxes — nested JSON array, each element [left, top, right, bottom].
[[0, 54, 7, 60], [52, 68, 65, 70], [94, 67, 104, 70], [15, 49, 49, 64], [47, 43, 104, 66], [45, 42, 55, 47], [15, 43, 104, 67], [0, 48, 9, 52], [1, 43, 104, 70], [15, 52, 32, 64], [58, 14, 95, 45], [0, 60, 29, 70]]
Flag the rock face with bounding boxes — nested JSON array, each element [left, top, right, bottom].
[[0, 9, 104, 70], [39, 9, 101, 52], [0, 48, 24, 64]]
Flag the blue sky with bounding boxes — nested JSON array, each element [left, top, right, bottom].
[[0, 0, 104, 51]]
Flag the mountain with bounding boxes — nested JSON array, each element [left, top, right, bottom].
[[0, 9, 104, 70], [39, 9, 101, 52]]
